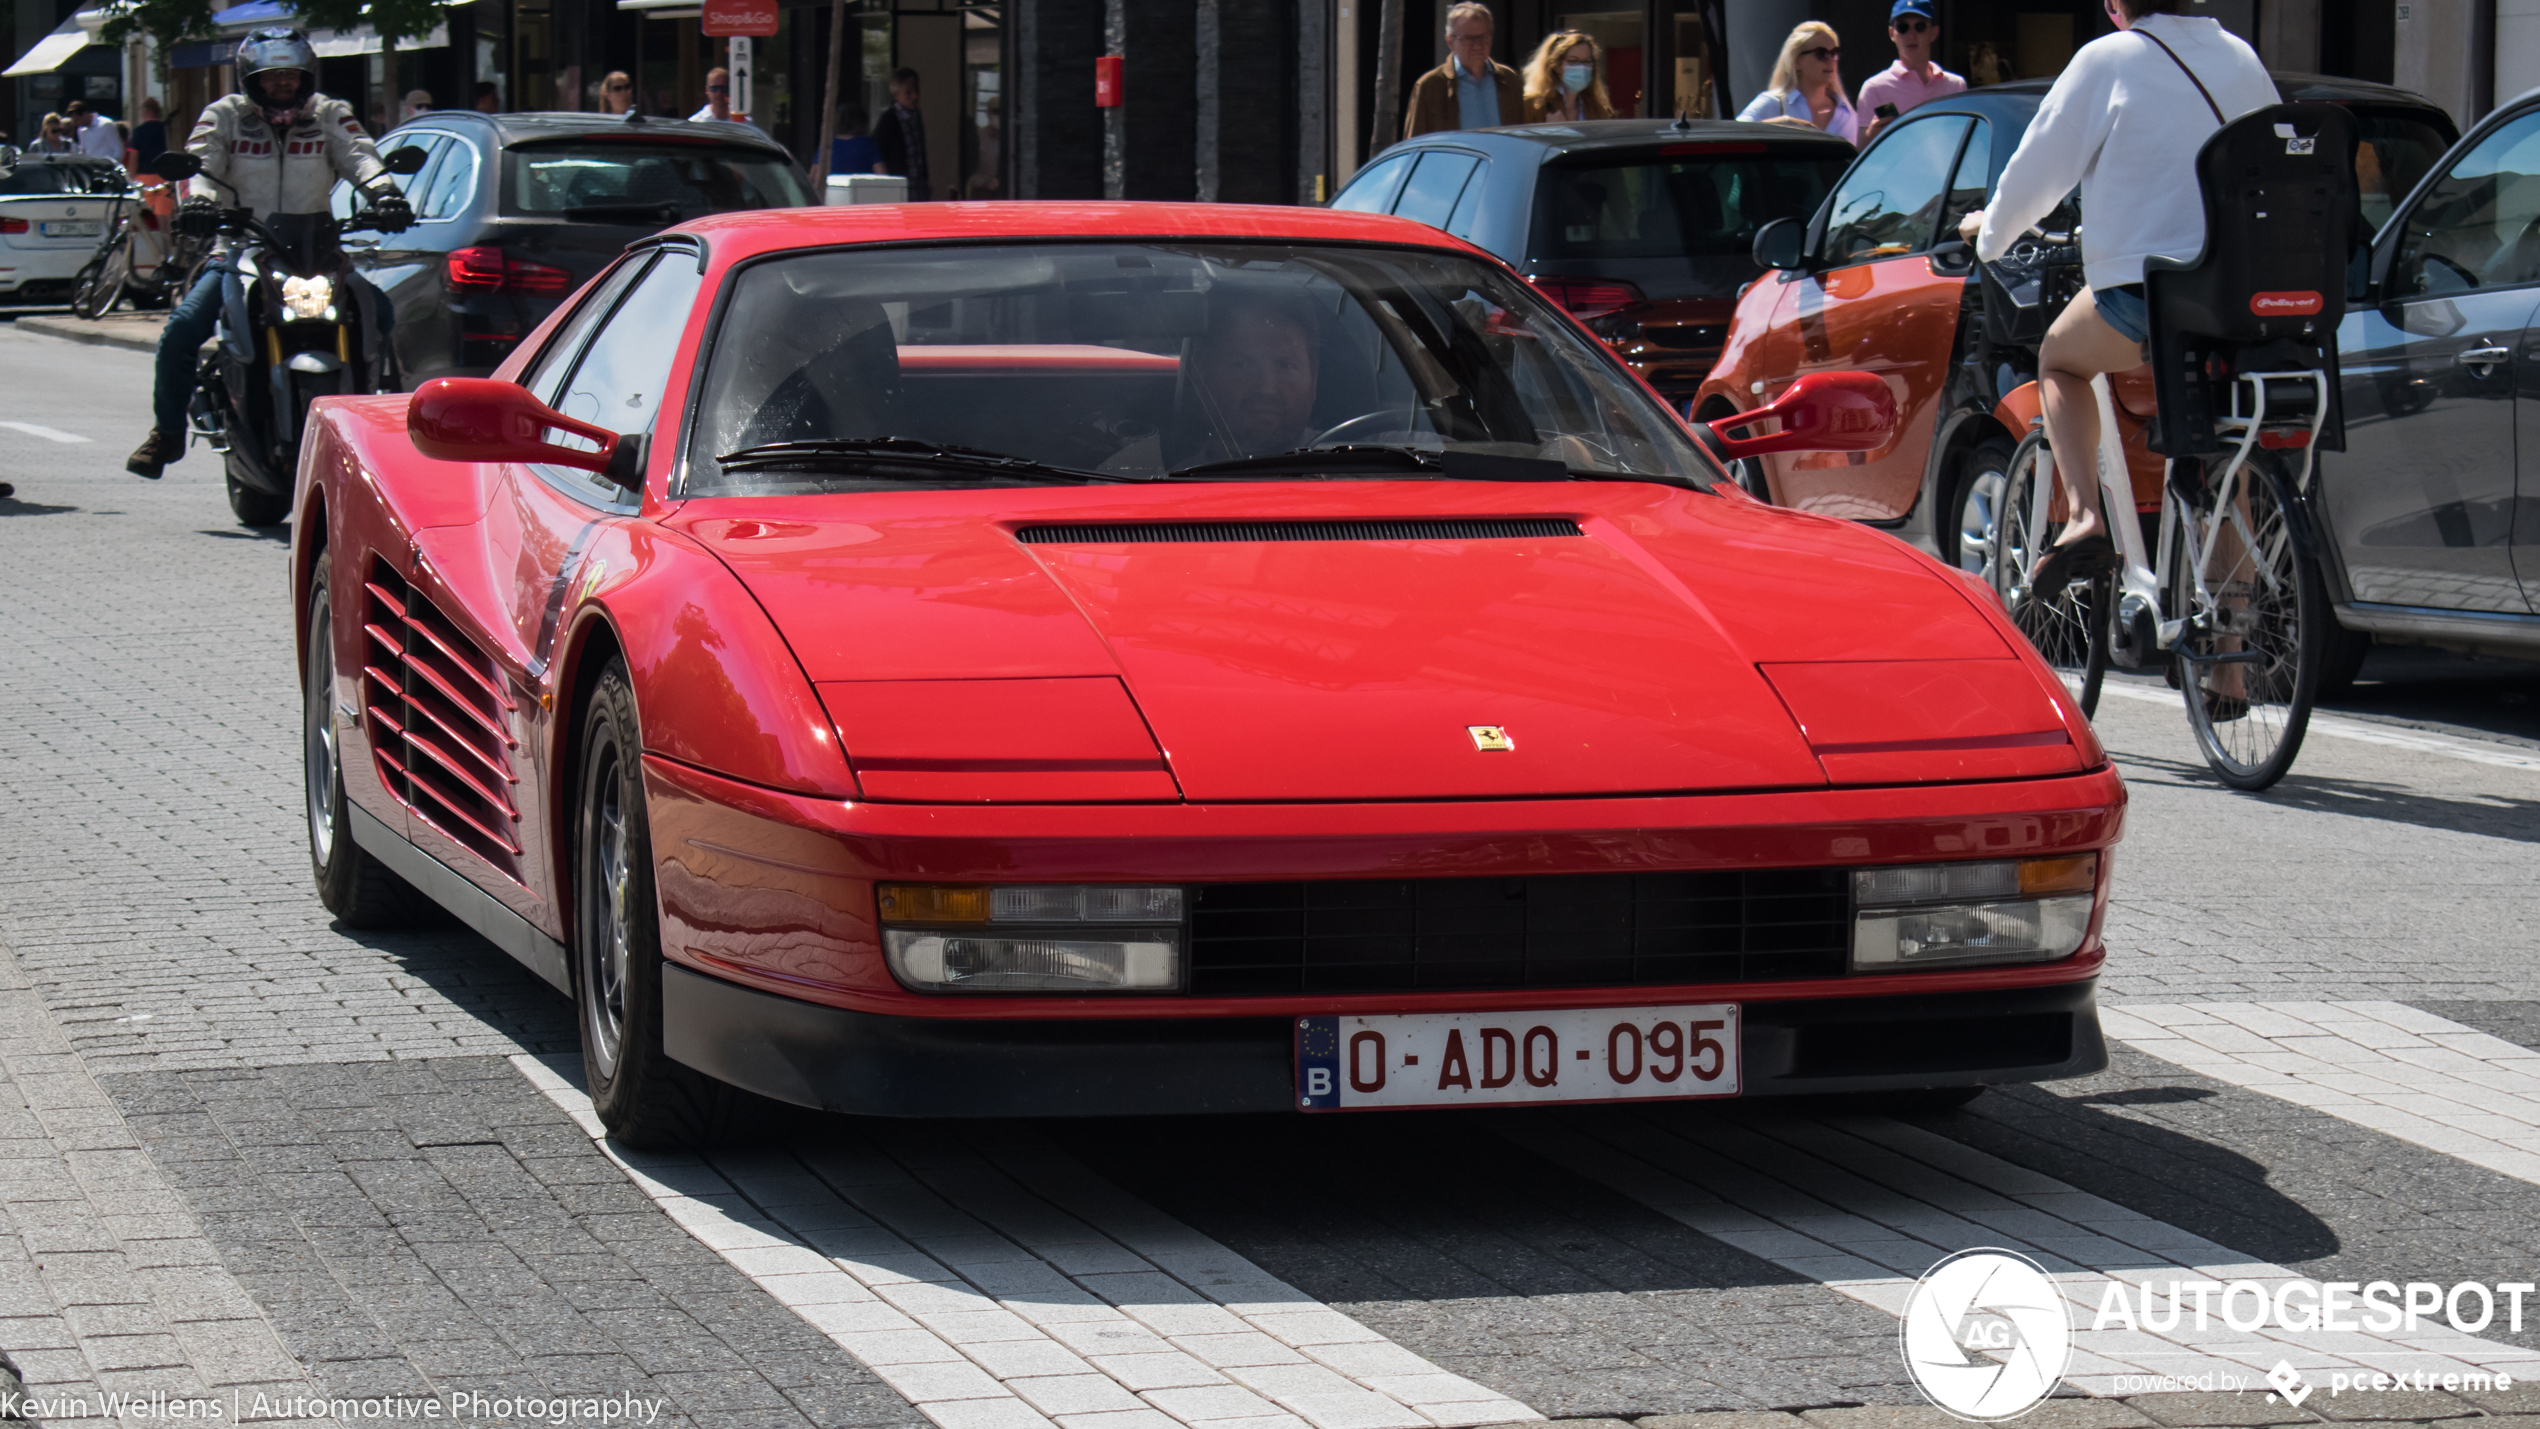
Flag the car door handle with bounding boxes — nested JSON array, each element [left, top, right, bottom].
[[2455, 345, 2511, 370]]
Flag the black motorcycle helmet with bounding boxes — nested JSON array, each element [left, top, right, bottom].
[[237, 28, 319, 124]]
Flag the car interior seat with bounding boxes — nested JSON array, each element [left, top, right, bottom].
[[2143, 101, 2357, 456], [725, 296, 901, 449]]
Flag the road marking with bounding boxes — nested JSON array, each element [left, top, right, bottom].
[[0, 419, 90, 443], [1503, 1103, 2540, 1395], [2097, 681, 2540, 772], [2106, 1001, 2540, 1186], [510, 1054, 1539, 1429]]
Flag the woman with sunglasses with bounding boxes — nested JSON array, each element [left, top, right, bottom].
[[1738, 23, 1855, 145], [1857, 0, 1964, 144], [1521, 31, 1615, 123]]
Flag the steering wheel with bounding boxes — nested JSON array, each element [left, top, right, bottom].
[[1307, 408, 1418, 447]]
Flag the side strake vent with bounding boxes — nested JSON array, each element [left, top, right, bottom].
[[1015, 518, 1585, 545], [361, 561, 523, 877]]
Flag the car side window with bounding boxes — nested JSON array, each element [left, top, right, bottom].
[[544, 251, 705, 505], [2391, 111, 2540, 297], [1819, 115, 1972, 266], [1445, 159, 1490, 239], [333, 132, 444, 220], [1394, 150, 1481, 227], [525, 256, 654, 406], [415, 138, 479, 221], [1941, 119, 1991, 239], [1331, 151, 1416, 213]]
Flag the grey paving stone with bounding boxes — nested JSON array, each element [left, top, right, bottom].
[[2128, 1393, 2321, 1427], [1632, 1415, 1810, 1429]]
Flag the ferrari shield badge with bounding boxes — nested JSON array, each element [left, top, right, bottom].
[[1467, 725, 1513, 752]]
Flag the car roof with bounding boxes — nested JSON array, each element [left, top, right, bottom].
[[1947, 71, 2450, 113], [675, 201, 1499, 267], [1379, 117, 1855, 163], [387, 109, 793, 155]]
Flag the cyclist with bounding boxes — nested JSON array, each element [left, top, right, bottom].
[[124, 28, 412, 480], [1956, 0, 2272, 590]]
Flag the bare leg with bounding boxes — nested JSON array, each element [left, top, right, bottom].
[[2034, 288, 2147, 564]]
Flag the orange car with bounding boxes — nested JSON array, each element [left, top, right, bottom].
[[1693, 75, 2455, 576]]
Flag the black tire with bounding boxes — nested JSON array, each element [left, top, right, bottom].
[[305, 559, 427, 927], [71, 238, 129, 319], [225, 465, 291, 527], [2175, 453, 2323, 791], [575, 659, 749, 1148], [1945, 435, 2017, 581], [1995, 430, 2109, 716]]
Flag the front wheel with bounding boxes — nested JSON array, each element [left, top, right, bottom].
[[575, 659, 750, 1148], [71, 239, 130, 319], [1994, 430, 2108, 716], [225, 462, 290, 527], [305, 558, 425, 926], [2174, 454, 2324, 791]]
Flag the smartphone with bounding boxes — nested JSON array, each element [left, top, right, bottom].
[[1874, 102, 1900, 120]]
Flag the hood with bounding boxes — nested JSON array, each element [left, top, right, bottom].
[[676, 483, 2073, 802]]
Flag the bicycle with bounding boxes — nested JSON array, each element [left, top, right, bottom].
[[71, 174, 192, 319], [1987, 101, 2355, 792]]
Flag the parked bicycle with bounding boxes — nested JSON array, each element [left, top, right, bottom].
[[71, 174, 198, 319], [1987, 102, 2356, 792]]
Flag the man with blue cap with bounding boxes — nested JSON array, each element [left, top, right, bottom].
[[1857, 0, 1965, 142]]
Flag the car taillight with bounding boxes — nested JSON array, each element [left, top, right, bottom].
[[1532, 276, 1645, 320], [0, 219, 26, 234], [445, 246, 574, 295]]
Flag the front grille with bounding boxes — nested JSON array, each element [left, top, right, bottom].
[[1190, 870, 1851, 995], [360, 562, 522, 876], [1016, 518, 1583, 544]]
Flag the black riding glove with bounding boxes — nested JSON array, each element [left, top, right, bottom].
[[367, 191, 414, 233], [173, 196, 221, 239]]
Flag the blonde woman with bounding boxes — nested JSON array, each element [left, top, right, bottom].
[[1522, 31, 1614, 122], [1738, 22, 1856, 144]]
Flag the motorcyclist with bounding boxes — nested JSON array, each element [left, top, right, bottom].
[[125, 28, 413, 479]]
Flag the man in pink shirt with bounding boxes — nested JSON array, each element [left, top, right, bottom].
[[1857, 0, 1965, 143]]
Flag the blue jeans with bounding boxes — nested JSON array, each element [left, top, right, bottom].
[[153, 262, 226, 436]]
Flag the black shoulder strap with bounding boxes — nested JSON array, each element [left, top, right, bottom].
[[2136, 25, 2227, 126]]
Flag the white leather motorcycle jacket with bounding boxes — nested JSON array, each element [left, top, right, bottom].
[[184, 92, 391, 219]]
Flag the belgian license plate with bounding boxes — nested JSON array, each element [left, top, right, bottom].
[[40, 220, 100, 237], [1296, 1004, 1739, 1111]]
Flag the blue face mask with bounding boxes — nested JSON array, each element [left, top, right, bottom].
[[1562, 63, 1593, 94]]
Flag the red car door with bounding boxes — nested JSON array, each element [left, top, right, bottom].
[[1768, 114, 1980, 521]]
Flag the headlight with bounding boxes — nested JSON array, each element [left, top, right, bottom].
[[1850, 854, 2098, 972], [281, 274, 332, 323], [878, 883, 1185, 992]]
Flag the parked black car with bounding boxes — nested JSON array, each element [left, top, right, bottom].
[[1330, 118, 1854, 403], [332, 110, 812, 386]]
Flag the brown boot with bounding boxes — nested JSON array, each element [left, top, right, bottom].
[[127, 426, 181, 479]]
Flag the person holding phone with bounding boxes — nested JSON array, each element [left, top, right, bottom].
[[1858, 0, 1964, 144]]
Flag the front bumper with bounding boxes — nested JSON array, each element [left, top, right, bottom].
[[662, 964, 2106, 1117]]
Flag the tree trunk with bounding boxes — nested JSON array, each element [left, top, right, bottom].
[[815, 0, 846, 185], [1371, 0, 1402, 154]]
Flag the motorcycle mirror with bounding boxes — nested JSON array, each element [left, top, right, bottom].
[[1705, 371, 1897, 461], [150, 152, 202, 182], [407, 378, 622, 476], [383, 146, 429, 176]]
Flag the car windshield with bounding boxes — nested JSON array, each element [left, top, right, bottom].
[[502, 142, 807, 218], [684, 241, 1718, 494], [1535, 152, 1842, 260]]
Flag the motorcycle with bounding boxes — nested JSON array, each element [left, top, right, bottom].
[[148, 145, 427, 527]]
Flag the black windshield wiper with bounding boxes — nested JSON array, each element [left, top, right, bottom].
[[1168, 445, 1580, 483], [716, 438, 1118, 483]]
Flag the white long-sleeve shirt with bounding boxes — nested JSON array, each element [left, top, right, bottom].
[[1976, 13, 2276, 289]]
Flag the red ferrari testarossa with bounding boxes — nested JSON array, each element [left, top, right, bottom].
[[293, 201, 2123, 1145]]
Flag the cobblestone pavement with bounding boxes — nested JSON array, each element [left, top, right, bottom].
[[4, 327, 2540, 1428]]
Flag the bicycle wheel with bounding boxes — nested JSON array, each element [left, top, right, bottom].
[[71, 234, 130, 319], [1993, 430, 2109, 715], [2173, 452, 2324, 790]]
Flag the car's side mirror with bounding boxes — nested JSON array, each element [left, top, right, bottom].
[[408, 377, 621, 476], [150, 151, 201, 181], [384, 146, 429, 176], [1706, 371, 1896, 459], [1930, 238, 1973, 274], [1753, 216, 1807, 272]]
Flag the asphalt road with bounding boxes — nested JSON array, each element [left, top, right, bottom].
[[3, 320, 2539, 1429]]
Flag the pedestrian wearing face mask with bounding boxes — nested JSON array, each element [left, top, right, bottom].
[[1522, 31, 1614, 123]]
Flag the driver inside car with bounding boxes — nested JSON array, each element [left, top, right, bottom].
[[1103, 293, 1328, 474], [126, 27, 412, 479]]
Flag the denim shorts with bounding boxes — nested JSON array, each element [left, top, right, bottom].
[[2094, 283, 2150, 344]]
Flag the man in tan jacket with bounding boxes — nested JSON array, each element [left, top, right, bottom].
[[1405, 2, 1523, 137]]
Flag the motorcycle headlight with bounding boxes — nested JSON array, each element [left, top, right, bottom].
[[281, 274, 332, 323]]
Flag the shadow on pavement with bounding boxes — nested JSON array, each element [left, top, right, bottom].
[[2115, 746, 2540, 843], [0, 496, 77, 517], [197, 525, 290, 542]]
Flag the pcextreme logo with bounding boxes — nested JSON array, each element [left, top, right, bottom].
[[1901, 1249, 2074, 1420]]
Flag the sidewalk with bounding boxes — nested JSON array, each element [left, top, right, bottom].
[[9, 312, 164, 355]]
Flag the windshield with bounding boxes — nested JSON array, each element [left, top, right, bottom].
[[501, 142, 808, 218], [683, 241, 1717, 495], [1535, 153, 1842, 260]]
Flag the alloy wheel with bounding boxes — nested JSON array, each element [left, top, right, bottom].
[[303, 592, 337, 867], [583, 743, 633, 1082]]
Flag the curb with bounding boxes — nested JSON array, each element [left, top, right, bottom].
[[9, 314, 164, 353]]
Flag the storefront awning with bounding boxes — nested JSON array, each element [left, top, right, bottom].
[[5, 9, 109, 78]]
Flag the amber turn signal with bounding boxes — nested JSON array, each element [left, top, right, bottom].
[[877, 884, 992, 923], [2018, 853, 2100, 897]]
